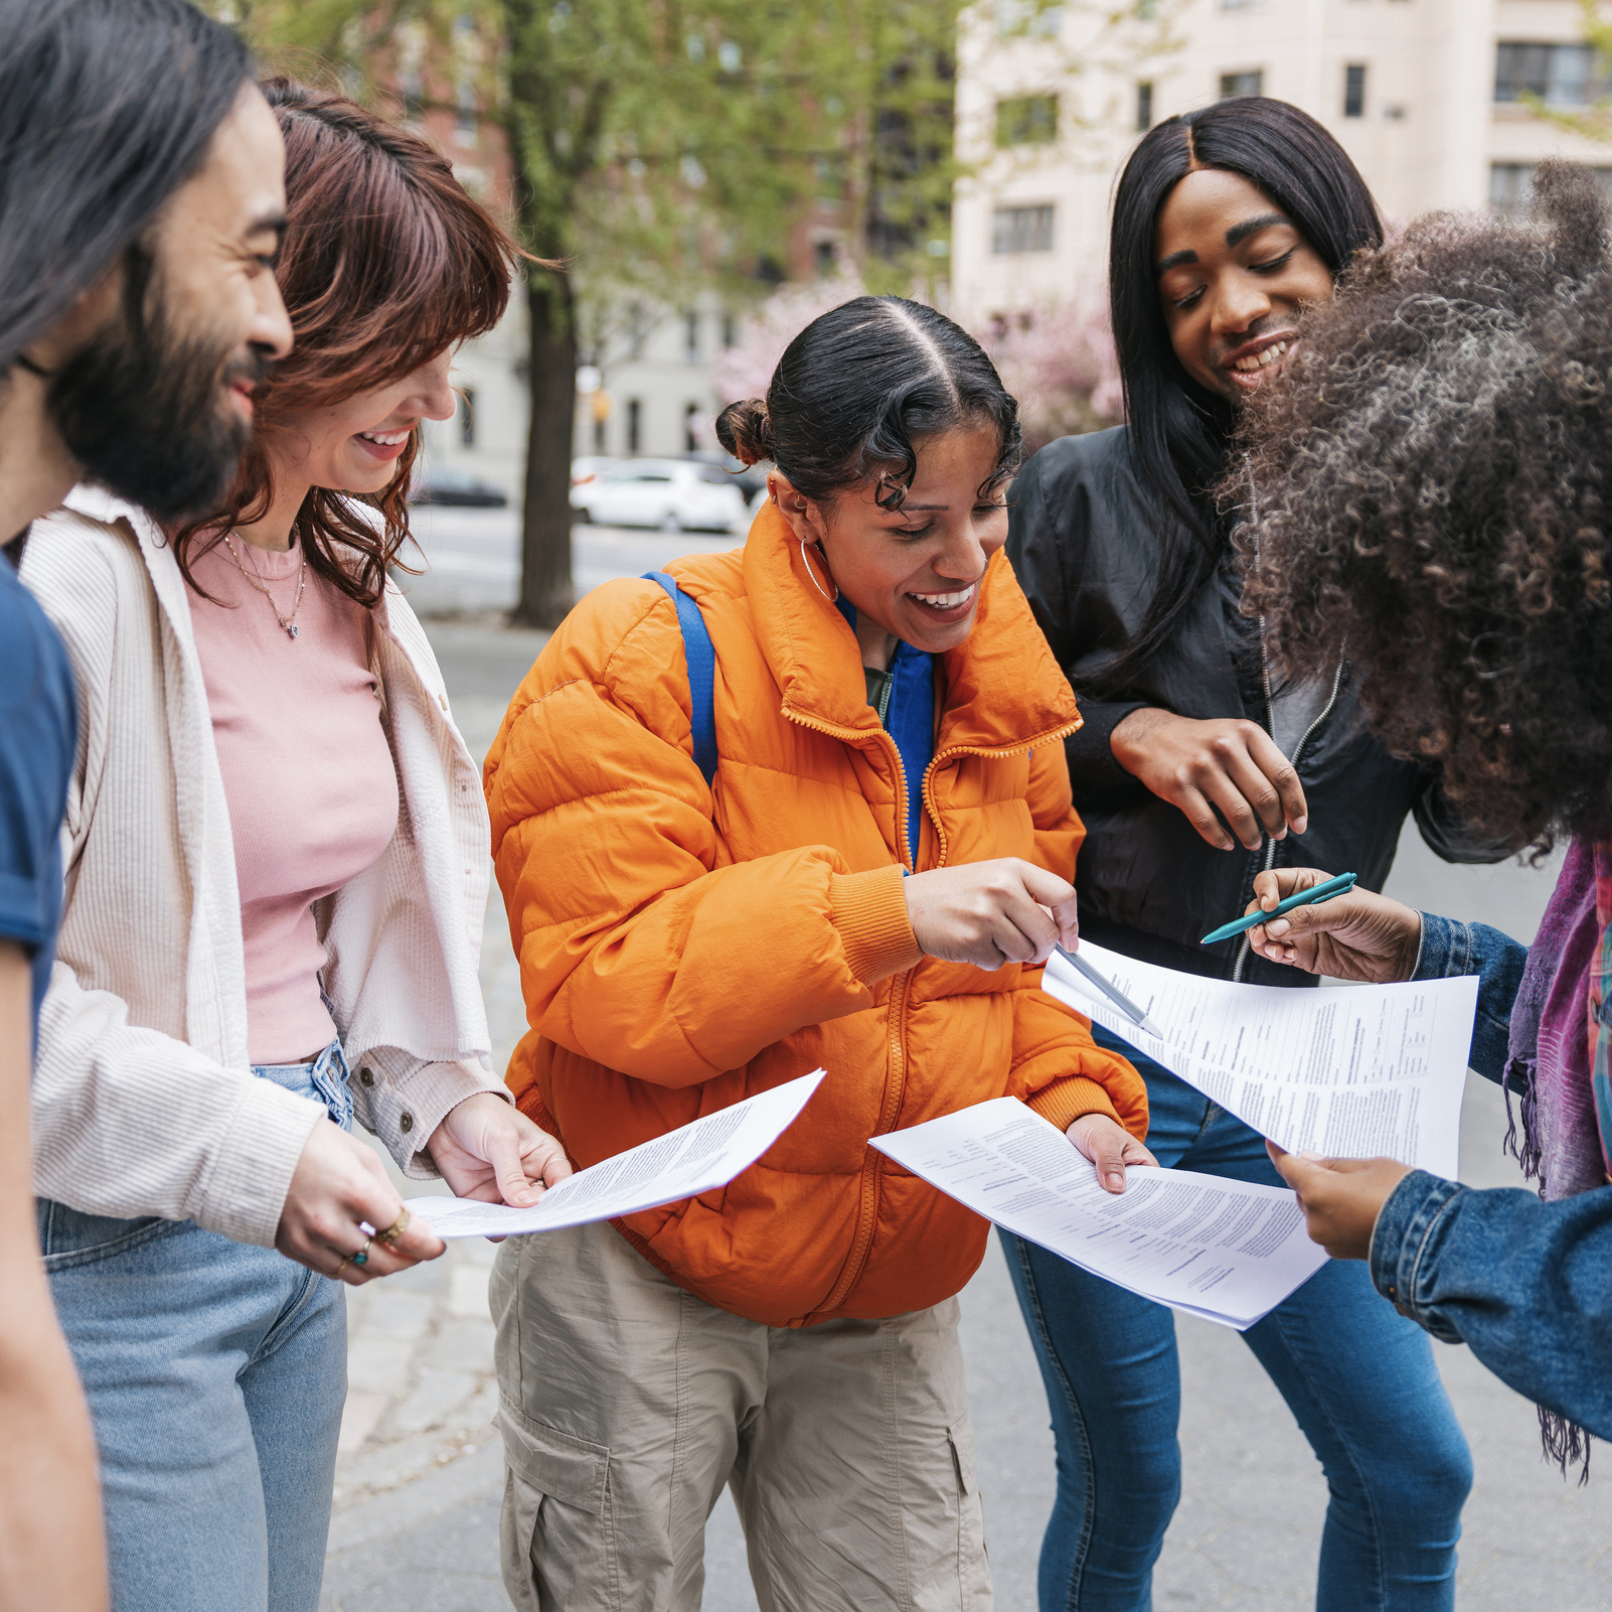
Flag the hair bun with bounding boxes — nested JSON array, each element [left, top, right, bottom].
[[716, 398, 771, 466]]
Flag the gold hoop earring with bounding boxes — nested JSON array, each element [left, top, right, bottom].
[[799, 538, 839, 603]]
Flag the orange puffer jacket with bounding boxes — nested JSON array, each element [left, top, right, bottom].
[[484, 505, 1147, 1327]]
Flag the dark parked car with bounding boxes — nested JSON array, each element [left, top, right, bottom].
[[410, 466, 509, 507]]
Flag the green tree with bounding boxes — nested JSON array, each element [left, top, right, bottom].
[[215, 1, 1166, 623]]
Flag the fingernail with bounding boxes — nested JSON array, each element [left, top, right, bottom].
[[1298, 1150, 1324, 1161], [1293, 817, 1308, 834], [1269, 919, 1289, 935], [1106, 1172, 1124, 1190]]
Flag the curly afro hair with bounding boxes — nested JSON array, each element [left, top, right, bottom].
[[1229, 162, 1612, 853]]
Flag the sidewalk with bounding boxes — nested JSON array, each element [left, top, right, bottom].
[[319, 595, 1612, 1611]]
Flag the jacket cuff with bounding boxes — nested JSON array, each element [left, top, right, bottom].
[[189, 1078, 327, 1247], [1063, 700, 1150, 797], [1410, 912, 1465, 980], [1368, 1168, 1468, 1344], [830, 866, 923, 985], [1026, 1075, 1121, 1134], [356, 1053, 511, 1179]]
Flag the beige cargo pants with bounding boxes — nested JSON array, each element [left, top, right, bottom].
[[489, 1219, 992, 1612]]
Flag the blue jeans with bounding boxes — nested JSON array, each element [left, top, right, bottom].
[[40, 1044, 353, 1612], [1002, 1029, 1473, 1612]]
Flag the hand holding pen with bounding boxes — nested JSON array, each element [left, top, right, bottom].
[[1238, 869, 1422, 983]]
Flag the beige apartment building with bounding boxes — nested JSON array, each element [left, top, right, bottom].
[[954, 0, 1612, 314]]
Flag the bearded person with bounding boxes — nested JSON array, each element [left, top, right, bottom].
[[0, 3, 292, 1608]]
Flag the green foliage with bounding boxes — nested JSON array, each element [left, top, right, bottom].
[[216, 0, 968, 311], [996, 94, 1059, 148]]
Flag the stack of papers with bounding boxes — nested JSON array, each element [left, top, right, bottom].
[[1043, 941, 1477, 1176], [404, 1070, 825, 1239], [872, 1098, 1327, 1329]]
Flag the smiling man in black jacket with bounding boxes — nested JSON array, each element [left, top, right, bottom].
[[1002, 98, 1491, 1612]]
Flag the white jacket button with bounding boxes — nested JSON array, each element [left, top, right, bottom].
[[400, 1112, 414, 1133], [359, 1067, 374, 1087]]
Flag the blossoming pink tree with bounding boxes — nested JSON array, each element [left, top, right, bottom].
[[711, 275, 1123, 457]]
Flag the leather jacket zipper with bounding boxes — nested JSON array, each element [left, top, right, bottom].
[[1232, 650, 1345, 981]]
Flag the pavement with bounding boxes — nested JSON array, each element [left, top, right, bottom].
[[320, 510, 1612, 1611]]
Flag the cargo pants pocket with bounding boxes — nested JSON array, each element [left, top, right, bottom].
[[948, 1417, 992, 1610], [498, 1400, 619, 1612]]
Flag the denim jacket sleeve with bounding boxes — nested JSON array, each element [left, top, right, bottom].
[[1411, 912, 1528, 1085], [1369, 1170, 1612, 1437]]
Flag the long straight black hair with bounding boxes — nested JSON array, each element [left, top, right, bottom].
[[1103, 97, 1382, 689], [0, 0, 253, 374]]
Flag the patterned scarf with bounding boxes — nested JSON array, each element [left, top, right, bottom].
[[1504, 837, 1612, 1476]]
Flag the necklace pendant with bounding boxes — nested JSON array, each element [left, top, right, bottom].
[[286, 622, 298, 640]]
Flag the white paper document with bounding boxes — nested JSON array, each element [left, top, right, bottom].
[[1042, 942, 1477, 1177], [404, 1070, 825, 1239], [872, 1098, 1327, 1329]]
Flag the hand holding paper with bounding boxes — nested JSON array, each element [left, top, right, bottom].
[[872, 1099, 1327, 1329], [404, 1071, 824, 1240], [1043, 940, 1476, 1177]]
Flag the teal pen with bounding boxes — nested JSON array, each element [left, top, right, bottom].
[[1199, 871, 1359, 947]]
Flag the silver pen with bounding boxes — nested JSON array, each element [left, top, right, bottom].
[[1054, 945, 1165, 1040]]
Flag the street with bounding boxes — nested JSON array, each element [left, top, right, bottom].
[[319, 511, 1612, 1611]]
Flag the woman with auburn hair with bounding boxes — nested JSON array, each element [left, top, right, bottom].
[[20, 81, 568, 1612]]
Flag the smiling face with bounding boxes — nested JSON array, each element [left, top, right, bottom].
[[771, 422, 1009, 666], [264, 348, 457, 497], [1154, 167, 1335, 405]]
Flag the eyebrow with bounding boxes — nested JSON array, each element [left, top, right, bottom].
[[1224, 211, 1289, 248], [247, 209, 288, 241]]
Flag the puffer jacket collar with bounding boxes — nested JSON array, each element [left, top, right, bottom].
[[739, 501, 1081, 755]]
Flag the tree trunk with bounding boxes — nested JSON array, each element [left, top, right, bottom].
[[514, 266, 578, 627]]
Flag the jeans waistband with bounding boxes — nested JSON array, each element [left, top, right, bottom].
[[255, 1041, 352, 1131]]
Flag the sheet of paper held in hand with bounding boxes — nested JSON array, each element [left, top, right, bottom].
[[871, 1098, 1327, 1330], [1042, 941, 1478, 1178], [403, 1070, 825, 1239]]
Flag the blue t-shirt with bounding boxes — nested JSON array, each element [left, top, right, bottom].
[[0, 547, 75, 1049]]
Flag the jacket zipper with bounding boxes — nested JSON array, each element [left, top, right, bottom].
[[1231, 648, 1345, 982], [786, 707, 1080, 1318]]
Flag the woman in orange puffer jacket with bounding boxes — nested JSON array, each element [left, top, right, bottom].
[[483, 296, 1150, 1612]]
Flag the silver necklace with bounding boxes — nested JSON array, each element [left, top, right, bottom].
[[223, 533, 307, 640]]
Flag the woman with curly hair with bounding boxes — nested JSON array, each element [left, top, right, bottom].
[[1229, 162, 1612, 1464]]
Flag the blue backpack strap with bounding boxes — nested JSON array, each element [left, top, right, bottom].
[[643, 571, 718, 786]]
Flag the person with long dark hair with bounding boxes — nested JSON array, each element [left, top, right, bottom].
[[483, 295, 1150, 1609], [1228, 162, 1612, 1472], [20, 81, 568, 1611], [0, 3, 296, 1605], [1004, 98, 1485, 1610]]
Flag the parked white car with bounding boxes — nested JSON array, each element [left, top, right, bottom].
[[571, 458, 748, 534]]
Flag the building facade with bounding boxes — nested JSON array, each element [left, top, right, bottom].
[[953, 0, 1612, 317]]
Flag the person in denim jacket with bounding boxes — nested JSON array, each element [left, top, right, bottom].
[[1225, 162, 1612, 1465]]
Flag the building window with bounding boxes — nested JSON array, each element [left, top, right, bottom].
[[627, 398, 642, 455], [459, 389, 476, 449], [1491, 161, 1612, 214], [1219, 70, 1264, 100], [992, 204, 1054, 254], [1136, 81, 1153, 133], [684, 403, 701, 453], [813, 239, 837, 277], [593, 415, 607, 452], [1344, 64, 1366, 118], [996, 94, 1059, 148], [684, 309, 699, 364], [721, 311, 736, 349], [1495, 42, 1608, 109]]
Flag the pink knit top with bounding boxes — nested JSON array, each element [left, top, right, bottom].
[[187, 537, 400, 1064]]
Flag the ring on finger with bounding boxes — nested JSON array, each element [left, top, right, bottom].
[[350, 1236, 374, 1269], [374, 1208, 411, 1248]]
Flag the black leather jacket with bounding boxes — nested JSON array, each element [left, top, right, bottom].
[[1007, 425, 1502, 988]]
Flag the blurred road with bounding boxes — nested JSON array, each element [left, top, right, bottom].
[[320, 512, 1612, 1612]]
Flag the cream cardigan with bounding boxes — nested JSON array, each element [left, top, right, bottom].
[[22, 488, 507, 1248]]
